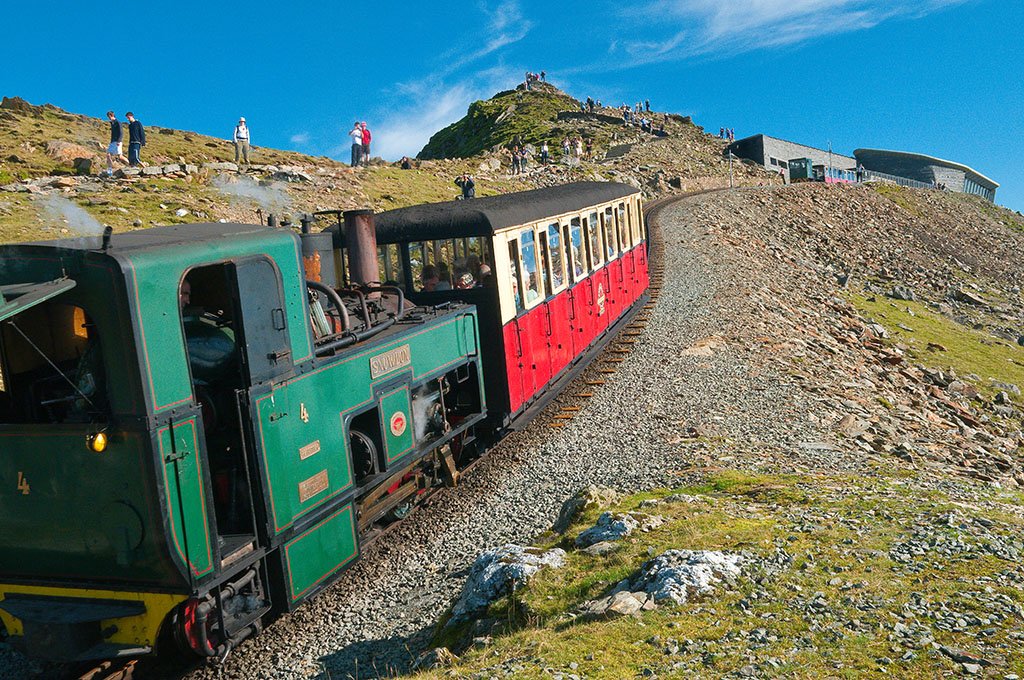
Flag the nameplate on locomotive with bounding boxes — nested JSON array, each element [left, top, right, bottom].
[[298, 470, 329, 503], [299, 440, 321, 460], [369, 344, 411, 379]]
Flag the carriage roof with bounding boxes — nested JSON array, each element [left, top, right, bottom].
[[369, 181, 639, 243]]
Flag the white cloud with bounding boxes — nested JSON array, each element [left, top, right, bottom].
[[621, 0, 969, 62], [290, 132, 310, 145], [374, 65, 522, 160], [371, 2, 532, 160]]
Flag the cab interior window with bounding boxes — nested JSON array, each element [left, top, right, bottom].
[[0, 302, 109, 424]]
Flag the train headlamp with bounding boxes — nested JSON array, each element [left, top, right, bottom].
[[88, 432, 108, 453]]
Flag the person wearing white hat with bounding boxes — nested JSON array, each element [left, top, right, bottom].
[[233, 117, 250, 167]]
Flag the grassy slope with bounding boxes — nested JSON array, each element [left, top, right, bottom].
[[415, 471, 1024, 679], [0, 99, 332, 182], [419, 86, 583, 159], [0, 98, 530, 243], [851, 293, 1024, 396]]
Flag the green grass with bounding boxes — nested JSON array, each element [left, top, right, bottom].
[[851, 292, 1024, 394], [0, 101, 338, 181], [413, 473, 1024, 679], [871, 183, 924, 216], [419, 86, 582, 159]]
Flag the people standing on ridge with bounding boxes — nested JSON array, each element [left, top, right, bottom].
[[349, 122, 363, 167], [104, 111, 124, 176], [510, 146, 521, 175], [126, 112, 145, 167], [540, 70, 546, 82], [400, 156, 413, 170], [360, 122, 372, 166], [455, 174, 475, 199], [645, 99, 650, 112], [540, 141, 549, 165], [233, 117, 250, 167]]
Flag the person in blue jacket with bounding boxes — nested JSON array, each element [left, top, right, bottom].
[[126, 112, 146, 166]]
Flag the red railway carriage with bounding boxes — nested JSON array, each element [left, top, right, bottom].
[[365, 182, 648, 427]]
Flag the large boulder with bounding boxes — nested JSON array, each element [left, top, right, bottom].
[[553, 485, 620, 533], [45, 140, 95, 163], [632, 550, 745, 605], [448, 545, 566, 623], [574, 511, 666, 548], [272, 166, 312, 182]]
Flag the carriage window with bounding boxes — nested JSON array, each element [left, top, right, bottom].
[[377, 244, 402, 286], [618, 203, 630, 249], [520, 229, 543, 304], [0, 302, 109, 424], [507, 240, 523, 312], [546, 223, 566, 292], [567, 220, 586, 281], [587, 212, 603, 268], [604, 207, 617, 260], [408, 242, 425, 290]]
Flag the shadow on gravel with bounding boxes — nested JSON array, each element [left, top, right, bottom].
[[315, 626, 435, 680]]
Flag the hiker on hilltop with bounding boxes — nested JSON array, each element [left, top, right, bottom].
[[540, 141, 549, 165], [360, 122, 372, 166], [126, 112, 145, 167], [645, 99, 650, 112], [349, 121, 363, 167], [104, 111, 124, 176], [455, 174, 475, 199], [233, 117, 250, 167]]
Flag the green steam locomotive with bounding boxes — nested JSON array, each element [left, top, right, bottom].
[[0, 215, 485, 662]]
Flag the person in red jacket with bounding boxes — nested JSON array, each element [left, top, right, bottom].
[[360, 122, 371, 166]]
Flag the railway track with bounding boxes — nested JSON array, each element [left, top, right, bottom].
[[63, 187, 717, 680], [543, 187, 726, 428]]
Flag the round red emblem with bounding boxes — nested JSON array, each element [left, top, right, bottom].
[[389, 411, 407, 437]]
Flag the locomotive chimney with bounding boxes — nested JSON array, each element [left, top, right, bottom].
[[343, 209, 378, 287]]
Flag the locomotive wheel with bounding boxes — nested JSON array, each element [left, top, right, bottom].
[[350, 429, 379, 479]]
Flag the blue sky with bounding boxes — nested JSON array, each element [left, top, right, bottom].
[[3, 0, 1022, 210]]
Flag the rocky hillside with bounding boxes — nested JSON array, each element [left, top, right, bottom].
[[0, 91, 768, 245], [403, 182, 1024, 679], [419, 83, 582, 159]]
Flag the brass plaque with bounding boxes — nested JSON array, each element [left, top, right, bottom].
[[369, 344, 411, 379], [299, 440, 321, 460], [298, 470, 329, 503]]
